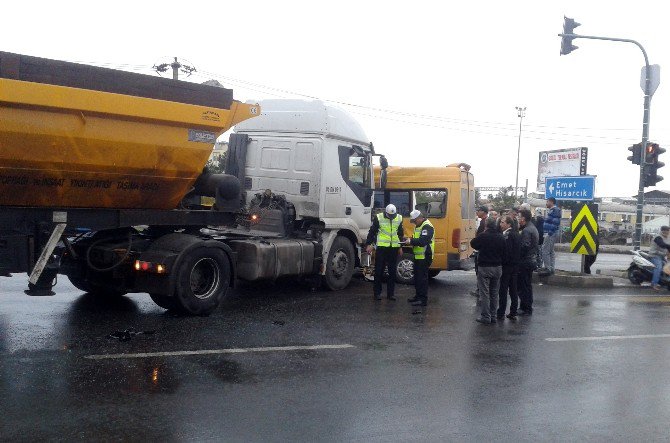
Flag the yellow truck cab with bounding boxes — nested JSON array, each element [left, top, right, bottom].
[[373, 163, 476, 283]]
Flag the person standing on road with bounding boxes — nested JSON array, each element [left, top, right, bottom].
[[648, 226, 670, 291], [470, 217, 505, 324], [539, 197, 561, 276], [518, 209, 539, 315], [405, 210, 435, 307], [366, 204, 404, 301], [534, 208, 545, 269], [470, 206, 490, 297], [497, 215, 520, 320], [583, 226, 601, 274]]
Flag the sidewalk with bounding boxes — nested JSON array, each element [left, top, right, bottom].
[[554, 243, 632, 254]]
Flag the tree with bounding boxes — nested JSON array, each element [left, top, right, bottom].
[[205, 152, 227, 174], [474, 188, 482, 208], [487, 186, 519, 212]]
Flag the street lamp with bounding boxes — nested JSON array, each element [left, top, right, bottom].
[[515, 106, 526, 199]]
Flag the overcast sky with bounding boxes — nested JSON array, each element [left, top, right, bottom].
[[3, 1, 668, 197]]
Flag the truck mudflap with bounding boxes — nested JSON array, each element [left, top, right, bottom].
[[228, 239, 321, 281]]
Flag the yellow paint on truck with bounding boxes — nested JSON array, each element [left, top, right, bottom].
[[0, 78, 258, 209]]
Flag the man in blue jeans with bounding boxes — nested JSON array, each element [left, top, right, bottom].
[[649, 226, 670, 291], [539, 197, 561, 276]]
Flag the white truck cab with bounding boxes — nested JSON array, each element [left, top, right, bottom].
[[234, 99, 379, 289]]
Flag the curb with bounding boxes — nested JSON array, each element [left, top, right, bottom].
[[532, 271, 613, 288]]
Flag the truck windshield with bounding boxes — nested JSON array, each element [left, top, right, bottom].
[[348, 155, 371, 187]]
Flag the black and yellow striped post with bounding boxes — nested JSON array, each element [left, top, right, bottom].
[[571, 203, 599, 272]]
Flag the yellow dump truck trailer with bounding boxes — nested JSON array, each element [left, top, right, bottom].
[[0, 52, 383, 314]]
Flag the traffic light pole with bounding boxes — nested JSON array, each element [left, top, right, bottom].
[[558, 33, 651, 250]]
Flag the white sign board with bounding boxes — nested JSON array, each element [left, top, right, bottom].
[[537, 147, 588, 193], [640, 64, 661, 97]]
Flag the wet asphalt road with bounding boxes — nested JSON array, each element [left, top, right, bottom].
[[2, 254, 670, 442]]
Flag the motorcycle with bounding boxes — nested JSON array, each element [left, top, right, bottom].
[[627, 250, 670, 288]]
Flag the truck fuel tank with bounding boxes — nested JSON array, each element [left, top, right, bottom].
[[228, 239, 321, 281]]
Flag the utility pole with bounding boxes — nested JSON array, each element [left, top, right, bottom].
[[558, 17, 657, 250], [153, 57, 196, 80], [514, 106, 526, 200]]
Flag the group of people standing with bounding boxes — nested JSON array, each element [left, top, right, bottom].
[[470, 199, 561, 324], [362, 198, 563, 321]]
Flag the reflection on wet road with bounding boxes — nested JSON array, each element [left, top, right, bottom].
[[2, 270, 670, 441]]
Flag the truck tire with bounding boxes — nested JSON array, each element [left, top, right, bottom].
[[67, 275, 127, 297], [149, 293, 178, 311], [396, 253, 415, 285], [173, 247, 231, 315], [428, 269, 441, 278], [324, 236, 355, 291]]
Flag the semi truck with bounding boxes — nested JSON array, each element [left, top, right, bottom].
[[0, 51, 385, 315]]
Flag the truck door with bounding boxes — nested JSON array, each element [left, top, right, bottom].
[[339, 146, 373, 233]]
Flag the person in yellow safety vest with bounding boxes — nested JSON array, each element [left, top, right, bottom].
[[365, 204, 404, 301], [404, 209, 435, 306]]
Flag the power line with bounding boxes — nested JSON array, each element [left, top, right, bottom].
[[64, 58, 670, 145]]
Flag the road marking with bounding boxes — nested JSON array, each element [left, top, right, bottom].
[[560, 294, 670, 298], [85, 344, 356, 360], [559, 294, 670, 303], [546, 334, 670, 342]]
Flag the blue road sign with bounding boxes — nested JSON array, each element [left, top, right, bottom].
[[545, 175, 595, 201]]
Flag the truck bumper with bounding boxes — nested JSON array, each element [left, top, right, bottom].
[[447, 253, 474, 271]]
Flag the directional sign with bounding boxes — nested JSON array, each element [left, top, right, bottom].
[[545, 175, 595, 201], [571, 203, 599, 255]]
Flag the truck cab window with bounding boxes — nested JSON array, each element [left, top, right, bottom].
[[348, 155, 370, 187]]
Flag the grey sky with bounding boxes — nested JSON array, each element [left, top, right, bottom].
[[3, 1, 668, 197]]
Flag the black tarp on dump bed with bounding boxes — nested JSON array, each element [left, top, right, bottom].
[[0, 51, 233, 109]]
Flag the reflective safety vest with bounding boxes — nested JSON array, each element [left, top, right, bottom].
[[376, 213, 402, 247], [413, 219, 435, 260]]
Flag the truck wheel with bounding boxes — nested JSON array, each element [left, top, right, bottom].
[[149, 293, 178, 311], [396, 253, 415, 285], [324, 236, 355, 290], [428, 270, 441, 278], [173, 247, 230, 315], [67, 276, 127, 297]]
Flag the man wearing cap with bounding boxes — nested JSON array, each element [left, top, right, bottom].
[[405, 210, 435, 306], [365, 204, 404, 300]]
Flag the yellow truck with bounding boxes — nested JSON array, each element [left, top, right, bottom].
[[0, 52, 385, 314], [373, 163, 476, 283]]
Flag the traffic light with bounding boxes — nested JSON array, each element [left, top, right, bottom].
[[645, 142, 659, 164], [560, 16, 581, 55], [642, 143, 665, 187], [627, 142, 642, 165]]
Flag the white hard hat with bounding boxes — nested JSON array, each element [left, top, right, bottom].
[[385, 204, 397, 215], [410, 209, 421, 220]]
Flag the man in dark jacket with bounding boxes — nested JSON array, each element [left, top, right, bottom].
[[470, 217, 506, 324], [534, 208, 545, 269], [539, 197, 561, 275], [518, 209, 539, 315], [406, 210, 435, 306], [496, 215, 521, 320]]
